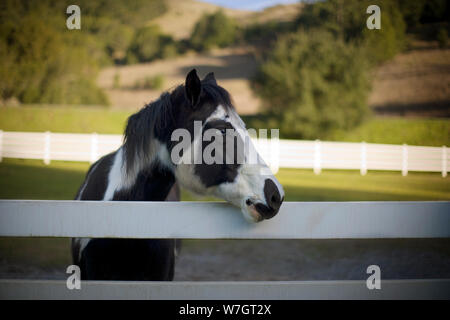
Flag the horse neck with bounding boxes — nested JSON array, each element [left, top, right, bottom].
[[120, 136, 174, 187], [115, 93, 178, 200], [113, 153, 176, 201]]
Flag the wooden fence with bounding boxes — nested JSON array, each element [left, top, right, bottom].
[[0, 200, 449, 299], [0, 131, 447, 176]]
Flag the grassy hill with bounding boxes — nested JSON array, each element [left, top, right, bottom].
[[151, 0, 248, 40], [97, 1, 303, 114], [369, 40, 450, 117], [151, 0, 302, 40], [97, 47, 260, 114]]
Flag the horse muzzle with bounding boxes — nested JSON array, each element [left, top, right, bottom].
[[245, 179, 284, 222]]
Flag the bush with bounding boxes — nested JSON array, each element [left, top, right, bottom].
[[437, 28, 448, 48], [0, 0, 174, 105], [252, 30, 371, 139], [113, 73, 121, 89], [190, 10, 237, 51], [243, 21, 295, 48], [84, 17, 134, 64], [362, 1, 406, 64], [159, 35, 179, 59], [126, 25, 177, 63], [0, 2, 109, 106], [78, 0, 167, 28], [296, 0, 406, 64], [0, 0, 169, 108], [133, 75, 165, 90], [396, 0, 449, 31]]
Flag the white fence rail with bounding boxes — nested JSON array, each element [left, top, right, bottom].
[[2, 279, 449, 300], [0, 200, 449, 299], [0, 131, 448, 176], [1, 200, 449, 239]]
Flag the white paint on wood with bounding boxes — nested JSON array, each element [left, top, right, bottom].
[[402, 144, 408, 176], [90, 133, 98, 164], [44, 131, 51, 165], [0, 200, 449, 239], [361, 141, 367, 175], [314, 139, 321, 175], [0, 131, 447, 175], [443, 146, 447, 178], [0, 279, 449, 300]]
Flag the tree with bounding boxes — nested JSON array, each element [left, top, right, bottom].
[[296, 0, 406, 64], [0, 0, 108, 105], [190, 10, 237, 51], [126, 25, 177, 63], [252, 31, 371, 139]]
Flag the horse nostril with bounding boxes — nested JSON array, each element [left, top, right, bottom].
[[264, 179, 282, 210], [271, 195, 278, 204]]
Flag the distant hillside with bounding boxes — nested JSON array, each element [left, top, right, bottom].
[[369, 40, 450, 117], [152, 0, 302, 40], [151, 0, 247, 40], [99, 40, 450, 118], [99, 2, 449, 119], [98, 0, 304, 114]]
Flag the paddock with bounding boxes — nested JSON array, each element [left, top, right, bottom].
[[0, 200, 449, 299]]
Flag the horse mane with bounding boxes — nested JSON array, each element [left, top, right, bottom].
[[122, 77, 236, 177], [122, 90, 174, 176]]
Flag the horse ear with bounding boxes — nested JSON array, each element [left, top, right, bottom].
[[185, 69, 202, 107], [203, 72, 217, 85]]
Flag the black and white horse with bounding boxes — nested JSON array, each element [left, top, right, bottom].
[[72, 69, 284, 280]]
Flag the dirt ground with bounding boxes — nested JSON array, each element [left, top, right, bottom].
[[98, 47, 261, 114], [369, 41, 450, 117], [1, 239, 449, 281]]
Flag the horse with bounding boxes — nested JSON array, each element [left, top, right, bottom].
[[72, 69, 284, 280]]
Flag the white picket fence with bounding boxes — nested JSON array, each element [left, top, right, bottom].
[[0, 131, 448, 176], [0, 200, 449, 299]]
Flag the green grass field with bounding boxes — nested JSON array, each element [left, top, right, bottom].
[[1, 106, 449, 146], [0, 106, 131, 134], [1, 158, 448, 201], [328, 117, 450, 147]]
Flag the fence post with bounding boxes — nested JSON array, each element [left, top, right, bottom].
[[90, 133, 98, 164], [360, 141, 367, 176], [314, 139, 321, 175], [0, 130, 3, 162], [44, 131, 51, 165], [402, 144, 408, 176], [269, 129, 280, 174], [443, 146, 447, 178]]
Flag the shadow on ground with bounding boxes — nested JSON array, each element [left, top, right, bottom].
[[1, 238, 449, 281], [177, 52, 258, 81]]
